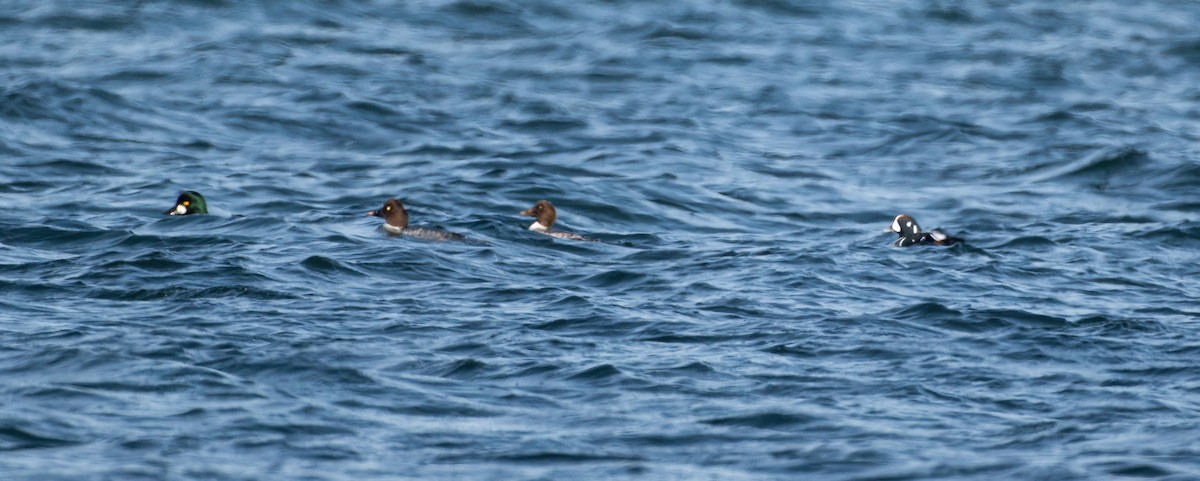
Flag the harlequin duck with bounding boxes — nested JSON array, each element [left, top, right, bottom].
[[520, 200, 590, 241], [164, 191, 208, 215], [889, 214, 962, 247], [368, 198, 465, 241]]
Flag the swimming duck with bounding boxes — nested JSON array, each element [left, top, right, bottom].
[[164, 191, 208, 215], [520, 200, 589, 241], [368, 198, 464, 241], [889, 214, 962, 247]]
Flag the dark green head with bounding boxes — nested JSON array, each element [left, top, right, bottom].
[[165, 191, 208, 215]]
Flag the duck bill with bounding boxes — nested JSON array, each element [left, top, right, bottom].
[[519, 208, 534, 216], [367, 210, 380, 217]]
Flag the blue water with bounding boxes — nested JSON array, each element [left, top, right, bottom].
[[3, 1, 1200, 479]]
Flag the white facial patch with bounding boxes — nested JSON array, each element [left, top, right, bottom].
[[529, 221, 549, 232], [891, 217, 902, 233], [174, 204, 187, 215]]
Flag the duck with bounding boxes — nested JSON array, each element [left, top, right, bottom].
[[520, 200, 590, 241], [368, 198, 465, 241], [164, 191, 208, 215], [889, 214, 962, 247]]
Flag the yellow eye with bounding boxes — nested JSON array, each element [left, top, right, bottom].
[[182, 201, 190, 206], [386, 206, 391, 211]]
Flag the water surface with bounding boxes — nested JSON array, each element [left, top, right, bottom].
[[2, 1, 1199, 479]]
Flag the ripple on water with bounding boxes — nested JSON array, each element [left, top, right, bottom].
[[3, 1, 1200, 480]]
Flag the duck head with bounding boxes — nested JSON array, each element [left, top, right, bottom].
[[165, 191, 208, 215], [890, 214, 921, 237], [520, 200, 557, 232], [368, 198, 409, 230]]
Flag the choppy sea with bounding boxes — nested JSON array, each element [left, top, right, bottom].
[[2, 1, 1199, 479]]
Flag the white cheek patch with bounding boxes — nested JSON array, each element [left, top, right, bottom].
[[891, 217, 901, 232], [175, 204, 187, 215]]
